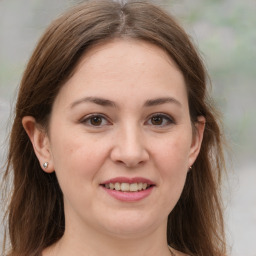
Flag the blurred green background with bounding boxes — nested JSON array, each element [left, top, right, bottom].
[[0, 0, 255, 255]]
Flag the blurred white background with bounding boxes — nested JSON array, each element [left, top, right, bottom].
[[1, 0, 255, 255]]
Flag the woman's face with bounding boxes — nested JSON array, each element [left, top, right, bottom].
[[42, 39, 204, 237]]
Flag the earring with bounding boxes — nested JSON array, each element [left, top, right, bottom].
[[188, 166, 192, 171], [43, 162, 49, 169]]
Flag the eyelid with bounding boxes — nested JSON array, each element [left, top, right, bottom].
[[145, 113, 175, 126], [79, 112, 175, 128], [80, 113, 112, 127]]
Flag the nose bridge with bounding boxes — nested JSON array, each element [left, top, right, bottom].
[[111, 121, 149, 167]]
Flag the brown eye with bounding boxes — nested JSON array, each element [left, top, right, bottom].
[[151, 116, 163, 125], [81, 114, 110, 127], [90, 116, 102, 126], [146, 114, 174, 127]]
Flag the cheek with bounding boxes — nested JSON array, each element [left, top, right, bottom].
[[154, 131, 192, 172], [152, 131, 192, 201], [49, 129, 109, 185]]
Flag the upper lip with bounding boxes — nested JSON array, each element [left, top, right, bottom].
[[100, 177, 155, 185]]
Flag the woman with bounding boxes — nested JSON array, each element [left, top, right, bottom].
[[2, 0, 227, 255]]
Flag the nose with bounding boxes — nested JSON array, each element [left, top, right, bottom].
[[110, 124, 149, 168]]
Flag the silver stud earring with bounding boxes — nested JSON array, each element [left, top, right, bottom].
[[43, 162, 49, 169]]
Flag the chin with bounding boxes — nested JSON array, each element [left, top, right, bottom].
[[98, 211, 163, 238]]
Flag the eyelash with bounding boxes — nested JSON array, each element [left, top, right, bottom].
[[80, 114, 111, 127], [145, 113, 175, 127], [80, 113, 175, 128]]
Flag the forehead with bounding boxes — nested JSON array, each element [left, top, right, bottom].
[[76, 38, 181, 78], [54, 39, 188, 109]]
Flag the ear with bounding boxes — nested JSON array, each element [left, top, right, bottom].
[[22, 116, 54, 173], [188, 116, 206, 168]]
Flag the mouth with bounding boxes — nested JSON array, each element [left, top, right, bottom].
[[100, 177, 155, 201], [100, 177, 155, 193], [101, 182, 154, 192]]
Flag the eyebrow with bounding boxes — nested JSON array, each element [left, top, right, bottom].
[[70, 96, 182, 109], [70, 96, 117, 109], [144, 97, 182, 107]]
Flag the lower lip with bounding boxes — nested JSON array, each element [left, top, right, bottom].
[[101, 186, 154, 202]]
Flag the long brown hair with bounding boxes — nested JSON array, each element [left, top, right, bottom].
[[2, 0, 226, 255]]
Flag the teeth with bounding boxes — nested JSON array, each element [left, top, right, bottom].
[[104, 182, 150, 192], [142, 183, 147, 190], [130, 183, 138, 192], [121, 183, 130, 191], [115, 183, 121, 191]]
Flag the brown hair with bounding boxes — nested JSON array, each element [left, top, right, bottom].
[[2, 0, 226, 255]]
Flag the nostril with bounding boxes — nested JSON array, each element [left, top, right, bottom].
[[110, 136, 150, 167]]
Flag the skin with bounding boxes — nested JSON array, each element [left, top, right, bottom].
[[23, 39, 205, 256]]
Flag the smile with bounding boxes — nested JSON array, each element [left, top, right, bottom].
[[100, 177, 155, 201], [103, 182, 152, 192]]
